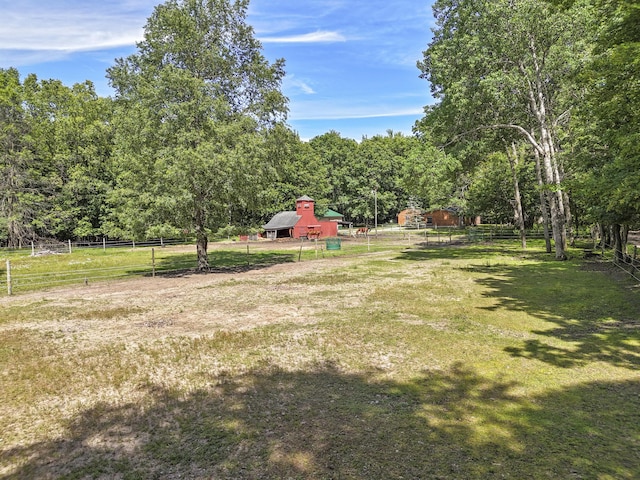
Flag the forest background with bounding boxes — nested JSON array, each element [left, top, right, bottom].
[[1, 0, 638, 266]]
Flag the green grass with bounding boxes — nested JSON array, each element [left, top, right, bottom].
[[0, 239, 393, 295], [1, 240, 638, 479]]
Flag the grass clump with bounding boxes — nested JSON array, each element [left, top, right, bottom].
[[0, 240, 638, 479]]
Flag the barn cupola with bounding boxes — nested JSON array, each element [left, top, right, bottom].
[[295, 195, 316, 223]]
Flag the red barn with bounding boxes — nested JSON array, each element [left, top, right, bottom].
[[263, 196, 339, 240], [397, 207, 479, 228]]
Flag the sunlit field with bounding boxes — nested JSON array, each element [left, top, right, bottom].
[[1, 239, 638, 479]]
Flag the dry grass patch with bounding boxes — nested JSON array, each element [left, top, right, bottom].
[[1, 242, 639, 479]]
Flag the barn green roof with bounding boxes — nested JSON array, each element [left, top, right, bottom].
[[321, 209, 343, 218]]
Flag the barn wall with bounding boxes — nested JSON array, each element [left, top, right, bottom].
[[426, 210, 461, 227]]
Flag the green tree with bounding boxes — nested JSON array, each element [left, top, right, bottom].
[[570, 0, 640, 259], [107, 0, 287, 269], [308, 131, 359, 218], [0, 68, 40, 247], [23, 77, 114, 240], [260, 127, 332, 221], [347, 133, 414, 225], [418, 0, 595, 259], [399, 139, 463, 211]]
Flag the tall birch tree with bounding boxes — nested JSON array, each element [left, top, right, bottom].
[[418, 0, 594, 259]]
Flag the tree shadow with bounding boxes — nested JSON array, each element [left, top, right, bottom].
[[2, 363, 638, 479], [146, 251, 296, 277], [466, 261, 640, 370], [398, 243, 639, 370], [397, 243, 540, 262]]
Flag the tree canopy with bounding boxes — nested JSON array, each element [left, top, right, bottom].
[[107, 0, 288, 269], [1, 0, 637, 260]]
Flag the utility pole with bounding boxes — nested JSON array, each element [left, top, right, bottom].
[[374, 188, 378, 238]]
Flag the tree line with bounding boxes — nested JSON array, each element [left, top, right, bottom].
[[1, 0, 638, 268]]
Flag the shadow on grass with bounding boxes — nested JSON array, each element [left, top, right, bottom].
[[2, 363, 637, 479], [398, 244, 639, 371], [470, 261, 639, 370], [397, 242, 543, 262], [147, 251, 297, 277]]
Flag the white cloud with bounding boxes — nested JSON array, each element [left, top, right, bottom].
[[260, 31, 346, 44], [0, 2, 152, 53], [284, 75, 316, 95], [290, 104, 424, 121]]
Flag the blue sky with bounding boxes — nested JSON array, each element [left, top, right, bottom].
[[0, 0, 436, 141]]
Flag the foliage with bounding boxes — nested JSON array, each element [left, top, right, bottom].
[[106, 0, 288, 269], [0, 69, 113, 247], [0, 68, 37, 247], [417, 0, 596, 258], [260, 127, 332, 222], [308, 131, 360, 218], [466, 151, 538, 225], [23, 76, 115, 240], [400, 139, 462, 210], [570, 0, 640, 227]]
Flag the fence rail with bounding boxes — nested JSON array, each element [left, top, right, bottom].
[[0, 237, 194, 254], [600, 242, 640, 283], [2, 231, 637, 296], [1, 246, 200, 295]]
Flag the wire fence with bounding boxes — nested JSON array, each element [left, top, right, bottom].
[[0, 237, 194, 255], [0, 250, 199, 295], [2, 230, 638, 296], [599, 242, 640, 283]]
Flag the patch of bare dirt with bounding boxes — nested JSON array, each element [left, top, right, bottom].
[[0, 254, 378, 348]]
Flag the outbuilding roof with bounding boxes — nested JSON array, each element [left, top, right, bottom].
[[296, 195, 314, 202], [263, 211, 301, 230], [320, 208, 343, 218]]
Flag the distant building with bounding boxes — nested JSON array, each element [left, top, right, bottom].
[[263, 196, 340, 239], [318, 208, 344, 223], [397, 208, 424, 228], [397, 207, 479, 228], [423, 208, 463, 227]]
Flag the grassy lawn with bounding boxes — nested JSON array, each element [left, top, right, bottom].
[[0, 238, 380, 294], [0, 240, 638, 479]]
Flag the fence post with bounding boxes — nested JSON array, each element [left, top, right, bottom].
[[103, 237, 106, 252], [68, 239, 72, 254], [152, 248, 156, 277], [6, 260, 12, 296], [31, 242, 35, 256]]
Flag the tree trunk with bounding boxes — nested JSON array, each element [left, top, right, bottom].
[[540, 131, 567, 260], [526, 38, 566, 260], [613, 224, 624, 263], [549, 152, 568, 250], [508, 143, 526, 249], [533, 144, 552, 253], [563, 192, 574, 247], [195, 227, 209, 271]]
